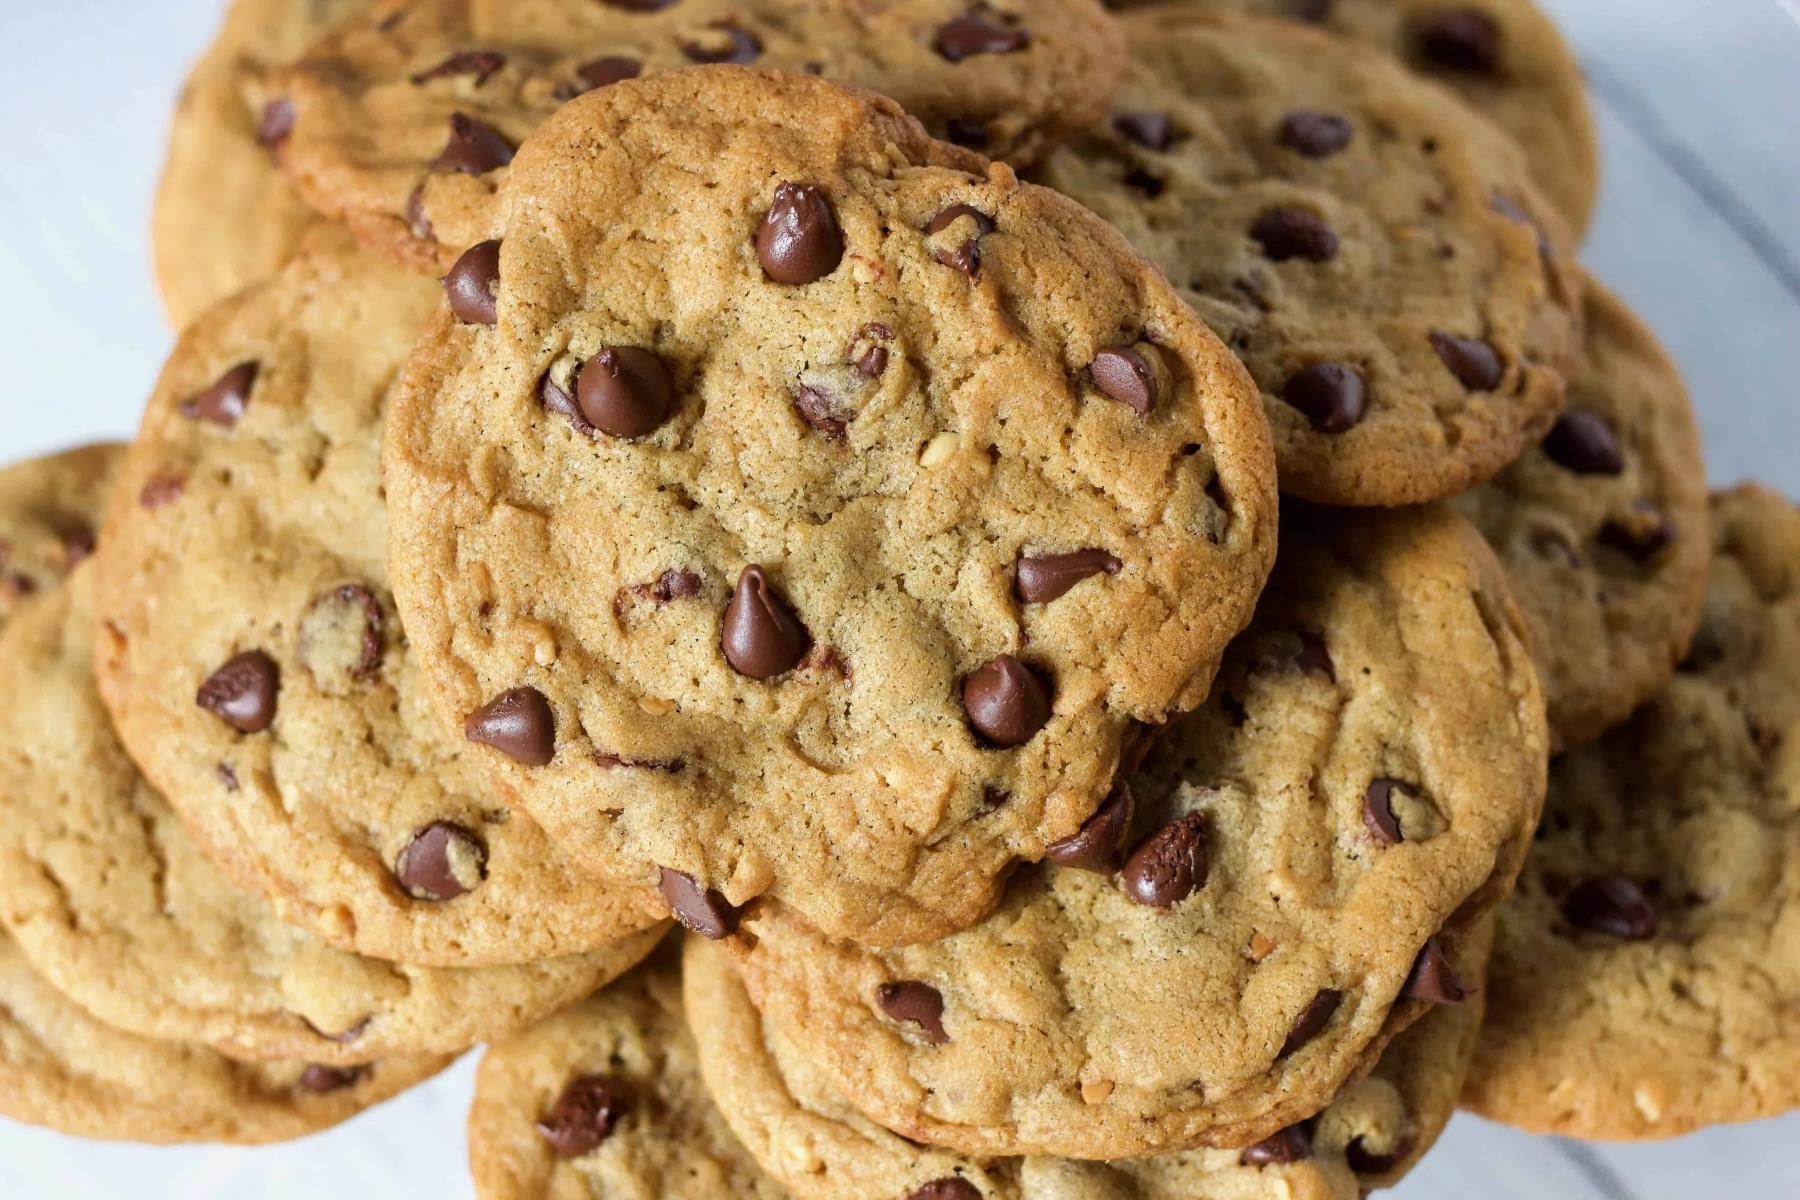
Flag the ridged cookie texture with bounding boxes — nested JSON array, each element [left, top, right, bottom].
[[1032, 8, 1582, 506], [384, 68, 1279, 946], [0, 570, 662, 1066], [688, 929, 1488, 1198], [96, 228, 664, 968], [271, 0, 1126, 271], [1467, 487, 1800, 1139], [732, 504, 1544, 1157]]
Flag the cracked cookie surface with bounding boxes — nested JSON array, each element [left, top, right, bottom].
[[731, 504, 1544, 1157], [1031, 8, 1582, 506], [383, 68, 1278, 947], [1466, 486, 1800, 1138]]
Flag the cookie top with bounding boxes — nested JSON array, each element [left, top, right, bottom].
[[152, 0, 369, 326], [383, 68, 1279, 947], [0, 930, 445, 1144], [1466, 486, 1800, 1138], [687, 931, 1485, 1197], [732, 503, 1544, 1156], [96, 229, 664, 967], [469, 937, 785, 1200], [1454, 278, 1709, 750], [0, 570, 663, 1065], [1031, 8, 1582, 506], [0, 443, 123, 628], [1130, 0, 1599, 231], [271, 0, 1126, 271]]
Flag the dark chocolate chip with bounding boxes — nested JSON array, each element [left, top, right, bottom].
[[1251, 207, 1339, 262], [1113, 111, 1173, 151], [576, 346, 675, 438], [434, 112, 514, 174], [793, 383, 852, 439], [722, 565, 809, 679], [681, 24, 761, 64], [1362, 779, 1409, 845], [1429, 331, 1503, 391], [1089, 346, 1158, 415], [394, 821, 487, 901], [180, 362, 258, 427], [1295, 630, 1334, 679], [658, 868, 739, 939], [1417, 9, 1501, 73], [1278, 111, 1353, 157], [441, 239, 501, 325], [1279, 989, 1343, 1057], [906, 1181, 981, 1200], [1346, 1134, 1413, 1175], [536, 1073, 625, 1157], [297, 583, 385, 685], [1541, 410, 1625, 475], [755, 183, 844, 285], [924, 203, 995, 276], [297, 1064, 366, 1094], [1122, 811, 1209, 908], [58, 526, 96, 572], [1403, 938, 1468, 1003], [1241, 1122, 1313, 1166], [875, 981, 949, 1045], [1563, 876, 1657, 939], [410, 49, 506, 86], [1281, 362, 1365, 432], [197, 651, 279, 733], [572, 55, 642, 92], [934, 14, 1029, 61], [1600, 501, 1674, 561], [464, 687, 556, 766], [962, 655, 1052, 747], [1015, 548, 1122, 604], [539, 370, 594, 435], [850, 323, 893, 378], [257, 100, 295, 151], [944, 118, 989, 149], [1043, 785, 1134, 873]]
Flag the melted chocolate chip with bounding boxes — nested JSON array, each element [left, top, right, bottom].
[[1016, 548, 1122, 604], [1279, 989, 1343, 1057], [1429, 331, 1503, 390], [1044, 785, 1134, 873], [1362, 779, 1409, 845], [1089, 346, 1158, 415], [571, 56, 642, 92], [875, 981, 949, 1045], [1542, 410, 1625, 474], [722, 566, 809, 679], [1241, 1122, 1313, 1165], [934, 14, 1029, 61], [297, 1064, 366, 1094], [1122, 811, 1209, 908], [1281, 362, 1365, 432], [536, 1073, 625, 1157], [434, 112, 514, 174], [1279, 110, 1353, 157], [180, 362, 258, 427], [1563, 876, 1657, 939], [258, 100, 295, 151], [681, 24, 761, 64], [1417, 9, 1501, 73], [907, 1181, 981, 1200], [576, 347, 675, 438], [297, 584, 384, 686], [925, 204, 995, 276], [962, 655, 1052, 747], [464, 687, 556, 766], [442, 239, 501, 325], [1346, 1134, 1413, 1175], [1114, 111, 1173, 151], [410, 49, 506, 86], [394, 821, 487, 901], [850, 323, 893, 378], [658, 868, 739, 939], [1251, 207, 1339, 262], [755, 183, 844, 285], [1600, 501, 1674, 561], [793, 383, 852, 438], [539, 370, 594, 436], [197, 651, 279, 733], [1403, 938, 1468, 1003]]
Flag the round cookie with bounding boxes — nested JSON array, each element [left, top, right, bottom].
[[0, 443, 123, 628], [1466, 486, 1800, 1138], [383, 68, 1279, 947], [1030, 8, 1583, 507], [1454, 277, 1709, 751], [152, 0, 370, 326], [0, 570, 664, 1066], [687, 931, 1488, 1198], [270, 0, 1127, 272], [732, 503, 1545, 1157], [468, 937, 785, 1200], [0, 931, 446, 1144], [1109, 0, 1598, 231], [96, 228, 664, 968]]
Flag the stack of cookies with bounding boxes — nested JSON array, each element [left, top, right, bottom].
[[2, 0, 1794, 1192]]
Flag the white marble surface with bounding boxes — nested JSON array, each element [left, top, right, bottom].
[[0, 1, 1796, 1196]]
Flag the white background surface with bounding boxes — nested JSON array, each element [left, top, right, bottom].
[[0, 2, 1796, 1197]]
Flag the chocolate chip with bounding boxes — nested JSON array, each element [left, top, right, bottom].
[[1279, 989, 1343, 1057], [257, 100, 295, 151], [722, 565, 809, 679], [1016, 548, 1122, 604], [441, 239, 500, 325], [307, 1017, 368, 1045], [1241, 1122, 1312, 1166], [658, 868, 739, 939], [1295, 630, 1334, 679], [944, 118, 989, 149], [571, 55, 641, 92], [1044, 785, 1134, 873], [139, 474, 185, 509], [1417, 9, 1501, 73], [1428, 331, 1503, 391], [1089, 346, 1158, 415], [875, 981, 948, 1045], [434, 112, 513, 174], [539, 370, 594, 436], [906, 1181, 980, 1200], [394, 821, 487, 901], [1563, 876, 1657, 939], [924, 204, 995, 276], [850, 323, 893, 378], [1281, 362, 1366, 432], [297, 1064, 366, 1094], [1251, 207, 1339, 262], [536, 1073, 625, 1157], [962, 655, 1051, 747], [180, 362, 258, 427], [1279, 110, 1353, 157], [1114, 111, 1173, 151], [1542, 410, 1625, 474], [1122, 811, 1209, 908], [197, 651, 279, 733], [681, 24, 761, 64], [754, 183, 843, 285], [654, 570, 702, 602], [465, 687, 556, 766], [576, 346, 675, 438], [1403, 938, 1468, 1003], [1362, 779, 1409, 845], [1346, 1135, 1412, 1175], [58, 526, 96, 572], [1600, 501, 1674, 561], [410, 49, 506, 86], [793, 383, 852, 439], [297, 584, 384, 687], [934, 14, 1029, 61]]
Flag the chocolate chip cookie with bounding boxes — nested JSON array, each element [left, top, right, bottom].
[[0, 570, 663, 1065], [731, 503, 1545, 1156], [152, 0, 370, 326], [1454, 277, 1709, 751], [687, 929, 1488, 1196], [1031, 8, 1583, 506], [1466, 486, 1800, 1138], [1110, 0, 1598, 231], [96, 228, 665, 967], [0, 443, 123, 628], [383, 68, 1279, 946], [270, 0, 1127, 272], [0, 931, 446, 1144], [468, 936, 785, 1200]]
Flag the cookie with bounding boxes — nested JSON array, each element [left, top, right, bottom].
[[0, 569, 663, 1065], [1454, 277, 1709, 750], [383, 68, 1279, 947], [468, 936, 785, 1199], [96, 228, 664, 968], [270, 0, 1127, 272], [0, 931, 446, 1144], [152, 0, 370, 326], [0, 443, 123, 628], [1466, 486, 1800, 1138], [1109, 0, 1598, 231], [731, 503, 1545, 1156], [687, 930, 1487, 1197], [1030, 8, 1583, 506]]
